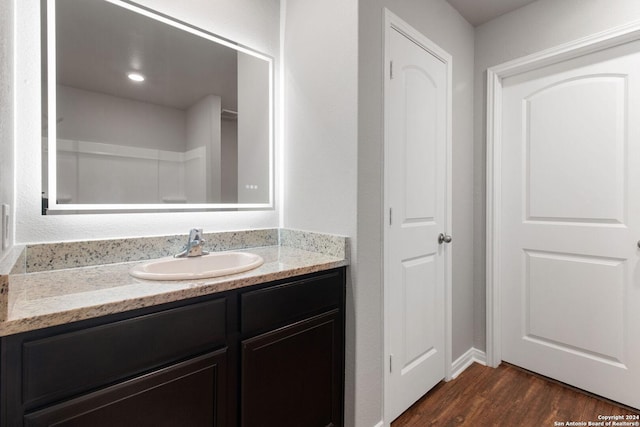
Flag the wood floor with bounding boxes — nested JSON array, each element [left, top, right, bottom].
[[392, 363, 640, 426]]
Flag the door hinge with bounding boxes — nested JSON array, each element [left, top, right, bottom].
[[389, 207, 392, 226], [390, 61, 394, 79], [389, 354, 393, 373]]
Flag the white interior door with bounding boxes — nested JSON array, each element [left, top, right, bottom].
[[500, 39, 640, 409], [384, 19, 451, 422]]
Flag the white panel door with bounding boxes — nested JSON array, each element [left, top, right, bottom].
[[501, 39, 640, 409], [386, 26, 449, 421]]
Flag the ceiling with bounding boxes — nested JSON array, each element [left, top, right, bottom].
[[446, 0, 539, 26]]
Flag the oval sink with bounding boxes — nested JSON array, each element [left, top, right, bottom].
[[130, 252, 264, 281]]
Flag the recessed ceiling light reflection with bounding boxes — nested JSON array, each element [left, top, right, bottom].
[[127, 72, 145, 82]]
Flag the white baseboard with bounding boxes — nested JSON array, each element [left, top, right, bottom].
[[373, 421, 385, 427], [451, 347, 487, 379]]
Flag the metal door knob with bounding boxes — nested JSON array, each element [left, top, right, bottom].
[[438, 233, 452, 244]]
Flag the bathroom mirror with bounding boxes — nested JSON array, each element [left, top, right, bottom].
[[41, 0, 274, 213]]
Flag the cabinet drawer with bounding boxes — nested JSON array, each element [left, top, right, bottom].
[[22, 297, 226, 407], [240, 270, 343, 335]]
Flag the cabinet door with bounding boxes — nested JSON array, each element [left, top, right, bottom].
[[24, 350, 227, 427], [240, 310, 343, 427]]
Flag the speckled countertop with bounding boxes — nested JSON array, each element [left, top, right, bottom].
[[0, 229, 348, 337]]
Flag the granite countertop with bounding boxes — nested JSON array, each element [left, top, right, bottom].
[[0, 229, 349, 337]]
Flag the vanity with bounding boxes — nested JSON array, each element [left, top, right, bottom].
[[0, 229, 348, 427], [8, 1, 348, 424]]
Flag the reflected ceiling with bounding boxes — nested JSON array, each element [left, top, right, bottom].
[[55, 0, 238, 110]]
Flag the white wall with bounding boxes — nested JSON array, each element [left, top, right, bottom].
[[186, 94, 222, 202], [358, 0, 475, 425], [15, 0, 280, 244], [282, 0, 358, 236], [221, 119, 238, 203], [473, 0, 640, 353], [282, 0, 359, 423], [57, 85, 185, 152], [0, 0, 14, 259]]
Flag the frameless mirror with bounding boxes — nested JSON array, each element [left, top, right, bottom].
[[41, 0, 273, 213]]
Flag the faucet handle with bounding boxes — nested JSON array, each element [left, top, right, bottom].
[[189, 228, 205, 243], [189, 229, 207, 254], [175, 228, 207, 258]]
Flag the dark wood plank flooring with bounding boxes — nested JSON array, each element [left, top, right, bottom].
[[392, 363, 640, 426]]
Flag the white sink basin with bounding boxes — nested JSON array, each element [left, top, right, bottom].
[[129, 252, 264, 281]]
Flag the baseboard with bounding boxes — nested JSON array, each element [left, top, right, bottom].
[[451, 347, 487, 379], [373, 421, 384, 427]]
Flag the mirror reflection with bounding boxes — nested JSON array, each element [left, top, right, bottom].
[[42, 0, 273, 212]]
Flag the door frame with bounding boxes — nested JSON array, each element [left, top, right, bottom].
[[486, 20, 640, 368], [383, 8, 453, 423]]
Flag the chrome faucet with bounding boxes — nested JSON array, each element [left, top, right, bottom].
[[175, 228, 209, 258]]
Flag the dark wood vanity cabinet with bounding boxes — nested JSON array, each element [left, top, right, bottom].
[[0, 267, 346, 427], [239, 270, 345, 427]]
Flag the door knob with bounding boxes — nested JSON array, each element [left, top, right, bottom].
[[438, 233, 452, 244]]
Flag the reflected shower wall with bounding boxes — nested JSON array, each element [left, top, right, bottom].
[[53, 85, 237, 204]]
